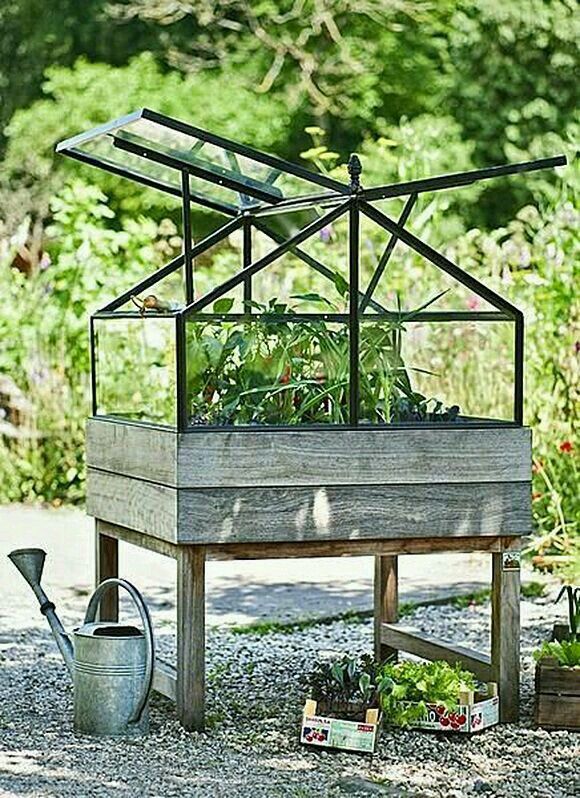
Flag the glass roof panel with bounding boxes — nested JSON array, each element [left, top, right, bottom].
[[56, 109, 348, 211]]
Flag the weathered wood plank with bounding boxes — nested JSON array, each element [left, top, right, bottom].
[[491, 552, 521, 723], [535, 664, 580, 696], [88, 521, 519, 560], [86, 418, 177, 485], [86, 419, 531, 488], [153, 660, 177, 701], [535, 694, 580, 731], [375, 556, 398, 663], [380, 623, 492, 682], [206, 535, 517, 560], [95, 521, 119, 621], [177, 482, 531, 544], [87, 469, 178, 543], [95, 519, 178, 558], [177, 427, 532, 488], [176, 546, 205, 731]]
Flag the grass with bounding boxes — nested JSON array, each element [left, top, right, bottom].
[[225, 583, 547, 637]]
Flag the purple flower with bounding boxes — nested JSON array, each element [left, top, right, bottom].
[[319, 225, 333, 243]]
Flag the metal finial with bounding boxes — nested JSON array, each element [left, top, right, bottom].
[[348, 154, 362, 192]]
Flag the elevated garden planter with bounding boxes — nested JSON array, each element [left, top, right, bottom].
[[55, 108, 566, 730]]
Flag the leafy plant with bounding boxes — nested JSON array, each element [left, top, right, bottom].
[[186, 291, 460, 427], [303, 654, 382, 718], [377, 660, 477, 727], [534, 639, 580, 669]]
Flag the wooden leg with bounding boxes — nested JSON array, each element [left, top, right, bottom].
[[374, 555, 398, 662], [95, 520, 119, 621], [491, 551, 520, 723], [176, 546, 206, 731]]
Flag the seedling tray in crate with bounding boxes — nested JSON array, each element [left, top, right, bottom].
[[301, 700, 381, 753], [393, 684, 499, 734]]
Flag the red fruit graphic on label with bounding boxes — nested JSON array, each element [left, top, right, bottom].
[[440, 717, 450, 727], [457, 714, 467, 726]]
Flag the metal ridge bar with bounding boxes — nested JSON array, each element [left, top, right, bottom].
[[182, 202, 350, 316], [141, 107, 350, 195], [243, 216, 252, 312], [361, 202, 520, 319], [94, 311, 178, 319], [113, 134, 280, 205], [100, 216, 243, 313], [95, 310, 512, 323], [360, 154, 567, 202], [514, 313, 524, 425], [175, 315, 188, 431], [359, 194, 417, 312], [252, 218, 388, 314], [89, 316, 97, 416], [60, 148, 238, 216], [182, 172, 194, 304], [348, 201, 360, 425]]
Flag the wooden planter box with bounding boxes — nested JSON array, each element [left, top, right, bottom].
[[301, 700, 381, 753], [86, 420, 531, 548], [535, 659, 580, 731]]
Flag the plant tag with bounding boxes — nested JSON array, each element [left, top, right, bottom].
[[502, 551, 521, 571]]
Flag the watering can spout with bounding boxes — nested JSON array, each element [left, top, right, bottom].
[[8, 548, 75, 678]]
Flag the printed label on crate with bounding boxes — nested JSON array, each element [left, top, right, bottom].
[[470, 696, 499, 731], [405, 697, 498, 733], [502, 551, 521, 570], [413, 704, 469, 731], [301, 714, 378, 753]]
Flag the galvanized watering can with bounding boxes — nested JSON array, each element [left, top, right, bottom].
[[8, 548, 154, 738]]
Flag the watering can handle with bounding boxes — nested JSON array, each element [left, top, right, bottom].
[[84, 578, 155, 725]]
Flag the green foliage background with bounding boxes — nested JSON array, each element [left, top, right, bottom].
[[0, 0, 578, 571]]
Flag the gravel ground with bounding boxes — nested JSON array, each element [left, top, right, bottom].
[[0, 591, 578, 798]]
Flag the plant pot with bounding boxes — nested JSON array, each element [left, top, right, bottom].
[[535, 658, 580, 731]]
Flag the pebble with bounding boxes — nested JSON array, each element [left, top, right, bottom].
[[0, 596, 578, 797]]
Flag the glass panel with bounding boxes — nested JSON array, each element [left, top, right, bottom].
[[62, 113, 345, 209], [359, 318, 515, 424], [186, 317, 349, 426], [249, 250, 348, 314], [118, 268, 185, 313], [94, 317, 176, 426], [120, 117, 338, 201], [359, 213, 496, 314], [119, 219, 245, 313]]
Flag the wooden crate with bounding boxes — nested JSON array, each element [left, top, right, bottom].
[[387, 684, 499, 734], [301, 700, 381, 753], [535, 661, 580, 731]]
